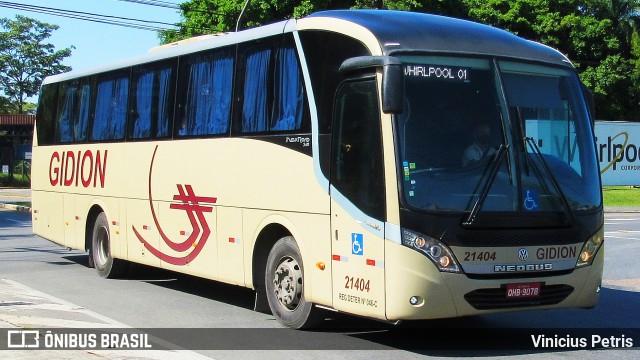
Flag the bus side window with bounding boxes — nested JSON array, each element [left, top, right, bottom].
[[128, 62, 175, 140], [270, 43, 307, 132], [240, 44, 272, 133], [236, 35, 309, 135], [55, 79, 92, 143], [331, 79, 385, 221], [37, 83, 58, 145], [177, 49, 233, 137], [91, 72, 129, 141]]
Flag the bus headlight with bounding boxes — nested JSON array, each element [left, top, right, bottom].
[[576, 227, 604, 268], [402, 229, 461, 273]]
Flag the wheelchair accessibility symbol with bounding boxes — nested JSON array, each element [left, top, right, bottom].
[[524, 189, 539, 211], [352, 233, 364, 256]]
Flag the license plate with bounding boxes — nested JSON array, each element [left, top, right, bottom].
[[506, 282, 541, 299]]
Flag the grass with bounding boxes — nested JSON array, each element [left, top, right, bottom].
[[602, 186, 640, 207], [0, 173, 30, 187]]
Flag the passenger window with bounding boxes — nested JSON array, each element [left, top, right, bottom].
[[56, 79, 92, 143], [241, 45, 272, 132], [92, 72, 129, 141], [271, 45, 306, 131], [37, 83, 58, 145], [129, 62, 175, 139], [238, 36, 309, 134], [331, 79, 385, 220], [177, 49, 233, 136]]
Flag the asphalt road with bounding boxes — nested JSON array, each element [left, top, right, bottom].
[[0, 209, 638, 359]]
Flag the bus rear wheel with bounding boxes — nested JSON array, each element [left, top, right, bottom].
[[265, 236, 323, 329], [91, 212, 127, 279]]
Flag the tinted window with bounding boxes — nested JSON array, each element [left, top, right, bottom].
[[36, 83, 58, 145], [129, 61, 176, 139], [241, 45, 271, 132], [298, 31, 370, 133], [299, 31, 371, 178], [56, 78, 92, 143], [238, 36, 308, 134], [92, 72, 129, 141], [332, 79, 385, 220], [177, 48, 233, 136], [271, 45, 306, 131]]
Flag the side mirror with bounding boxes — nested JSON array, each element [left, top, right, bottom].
[[340, 56, 404, 114]]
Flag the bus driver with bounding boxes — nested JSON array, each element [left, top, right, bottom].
[[462, 123, 496, 166]]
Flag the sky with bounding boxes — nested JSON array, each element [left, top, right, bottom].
[[0, 0, 183, 73]]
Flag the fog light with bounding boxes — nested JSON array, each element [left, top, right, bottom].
[[409, 296, 423, 306]]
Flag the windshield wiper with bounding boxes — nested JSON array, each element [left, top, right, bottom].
[[463, 143, 508, 227], [524, 136, 575, 223], [513, 107, 574, 224]]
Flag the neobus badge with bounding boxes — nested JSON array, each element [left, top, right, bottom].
[[494, 263, 553, 273], [49, 150, 108, 188]]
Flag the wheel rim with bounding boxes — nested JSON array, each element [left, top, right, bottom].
[[95, 225, 109, 267], [272, 256, 303, 311]]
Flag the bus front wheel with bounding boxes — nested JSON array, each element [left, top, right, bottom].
[[265, 236, 323, 329], [91, 212, 127, 279]]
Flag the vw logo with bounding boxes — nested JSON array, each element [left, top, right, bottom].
[[518, 248, 529, 261]]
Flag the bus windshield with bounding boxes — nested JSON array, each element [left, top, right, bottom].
[[397, 56, 601, 214]]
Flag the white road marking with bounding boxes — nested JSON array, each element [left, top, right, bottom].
[[0, 279, 212, 359], [603, 278, 640, 292]]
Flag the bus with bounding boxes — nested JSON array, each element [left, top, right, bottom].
[[32, 10, 604, 329]]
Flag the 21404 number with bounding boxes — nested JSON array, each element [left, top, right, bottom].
[[344, 276, 370, 292], [464, 251, 497, 261]]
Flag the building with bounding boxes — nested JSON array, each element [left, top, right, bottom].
[[0, 114, 34, 180]]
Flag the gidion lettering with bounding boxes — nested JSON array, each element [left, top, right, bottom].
[[49, 150, 108, 188]]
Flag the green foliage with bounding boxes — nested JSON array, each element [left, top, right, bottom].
[[464, 0, 640, 121], [159, 0, 444, 42], [0, 15, 73, 114], [0, 173, 30, 187]]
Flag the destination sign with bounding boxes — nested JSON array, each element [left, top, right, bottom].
[[404, 64, 470, 82]]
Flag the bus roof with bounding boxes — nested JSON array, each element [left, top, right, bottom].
[[309, 10, 572, 67]]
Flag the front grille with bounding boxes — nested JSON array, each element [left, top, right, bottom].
[[465, 269, 574, 280], [464, 284, 574, 310]]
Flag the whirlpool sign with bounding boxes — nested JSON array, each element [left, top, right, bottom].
[[595, 121, 640, 186], [525, 120, 639, 186]]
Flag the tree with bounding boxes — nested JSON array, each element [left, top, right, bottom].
[[159, 0, 460, 43], [0, 15, 73, 114], [464, 0, 640, 121]]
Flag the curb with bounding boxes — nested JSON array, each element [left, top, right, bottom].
[[604, 207, 640, 214]]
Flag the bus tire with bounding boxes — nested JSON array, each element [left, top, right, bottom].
[[91, 212, 127, 279], [265, 236, 323, 329]]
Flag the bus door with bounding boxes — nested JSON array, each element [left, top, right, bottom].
[[330, 78, 386, 319]]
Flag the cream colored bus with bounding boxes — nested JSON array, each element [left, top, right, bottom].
[[32, 10, 604, 329]]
